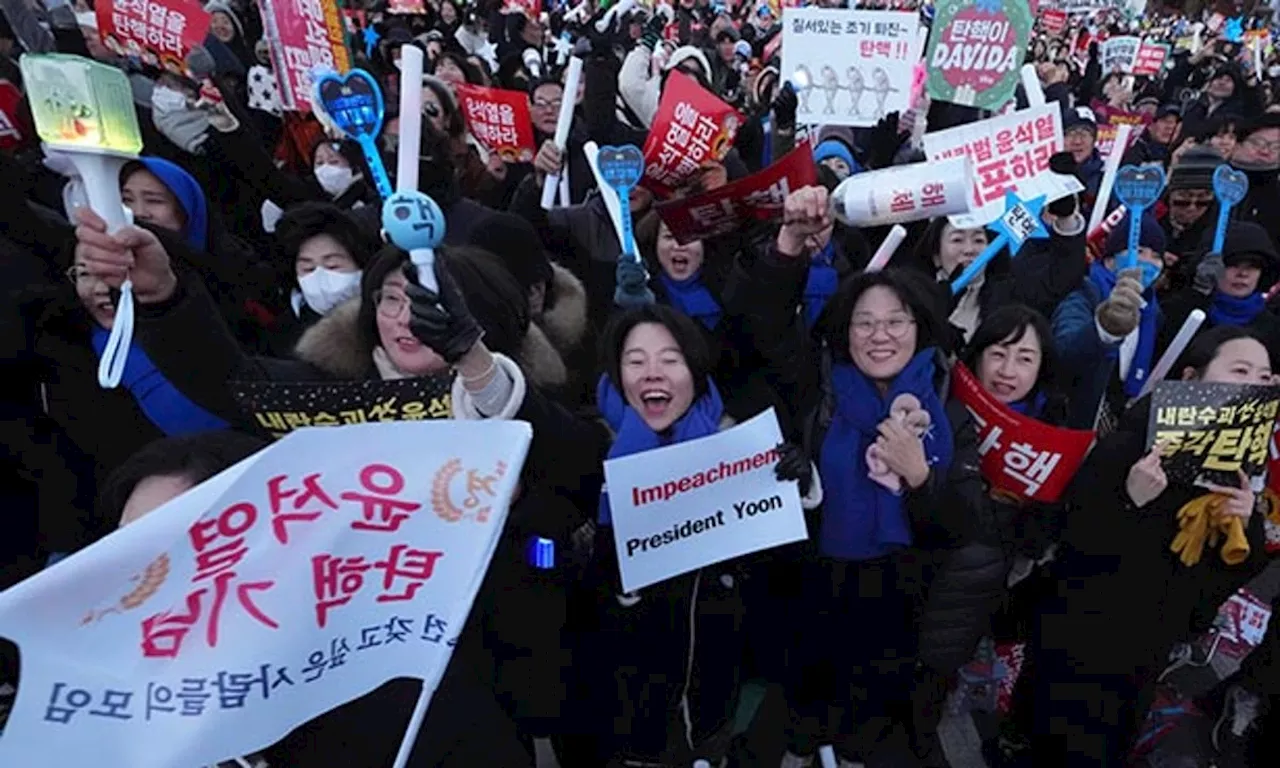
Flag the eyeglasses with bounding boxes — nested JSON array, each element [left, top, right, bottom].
[[374, 289, 409, 319], [65, 265, 105, 286], [531, 98, 562, 110], [1243, 135, 1280, 154], [851, 316, 915, 339], [1169, 197, 1213, 209]]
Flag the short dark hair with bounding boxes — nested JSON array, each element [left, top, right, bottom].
[[275, 202, 381, 273], [98, 431, 267, 521], [962, 304, 1059, 399], [359, 245, 530, 359], [600, 304, 713, 399], [1175, 325, 1270, 379], [819, 268, 949, 360]]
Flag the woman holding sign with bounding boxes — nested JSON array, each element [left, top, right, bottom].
[[1034, 326, 1273, 766]]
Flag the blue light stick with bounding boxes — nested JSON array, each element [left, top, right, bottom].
[[313, 69, 393, 199], [598, 144, 645, 259], [1112, 164, 1166, 271], [1211, 165, 1250, 254], [950, 191, 1048, 295]]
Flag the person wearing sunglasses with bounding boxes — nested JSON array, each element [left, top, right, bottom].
[[1158, 145, 1226, 293]]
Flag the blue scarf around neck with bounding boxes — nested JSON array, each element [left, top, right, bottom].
[[660, 269, 722, 330], [1209, 291, 1266, 329], [596, 374, 724, 525], [819, 349, 954, 561], [1007, 390, 1048, 418], [91, 327, 229, 436], [1088, 262, 1159, 398], [803, 242, 839, 329]]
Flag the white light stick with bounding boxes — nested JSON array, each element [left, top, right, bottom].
[[1021, 63, 1046, 107], [541, 56, 584, 210], [396, 44, 424, 194], [595, 0, 637, 32], [865, 225, 908, 272], [1086, 122, 1133, 235], [1136, 309, 1205, 400], [583, 140, 628, 251], [818, 746, 838, 768]]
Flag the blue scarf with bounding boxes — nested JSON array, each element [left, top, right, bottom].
[[596, 375, 724, 525], [1209, 291, 1266, 328], [803, 242, 839, 329], [819, 350, 954, 561], [1088, 262, 1159, 398], [660, 270, 722, 330], [91, 327, 229, 436], [1007, 390, 1048, 418]]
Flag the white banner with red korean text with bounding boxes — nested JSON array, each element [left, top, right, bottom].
[[0, 420, 531, 768]]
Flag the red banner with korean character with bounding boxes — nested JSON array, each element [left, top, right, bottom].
[[1039, 9, 1067, 37], [454, 84, 537, 163], [654, 140, 817, 244], [952, 363, 1095, 503], [1131, 41, 1170, 77], [387, 0, 427, 13], [641, 71, 744, 198], [258, 0, 352, 112], [0, 79, 31, 151], [96, 0, 210, 72], [502, 0, 542, 17]]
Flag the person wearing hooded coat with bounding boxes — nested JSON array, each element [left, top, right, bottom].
[[1229, 113, 1280, 253]]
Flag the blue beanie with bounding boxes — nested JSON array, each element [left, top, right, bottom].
[[1105, 210, 1165, 259], [136, 156, 209, 252], [814, 138, 860, 175]]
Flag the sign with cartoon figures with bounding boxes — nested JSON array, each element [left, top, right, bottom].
[[781, 8, 921, 127], [0, 421, 531, 768], [925, 0, 1033, 110]]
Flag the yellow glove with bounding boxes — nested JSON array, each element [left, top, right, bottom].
[[1171, 494, 1214, 567]]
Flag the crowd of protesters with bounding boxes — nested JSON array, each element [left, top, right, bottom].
[[1, 0, 1280, 766]]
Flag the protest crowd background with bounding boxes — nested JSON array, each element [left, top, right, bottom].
[[4, 0, 1280, 765]]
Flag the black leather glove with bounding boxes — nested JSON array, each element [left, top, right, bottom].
[[1193, 252, 1225, 296], [774, 442, 813, 497], [866, 112, 905, 170], [404, 261, 483, 364], [772, 82, 798, 130], [1046, 151, 1081, 218], [614, 258, 655, 308]]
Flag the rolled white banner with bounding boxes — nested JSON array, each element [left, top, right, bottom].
[[831, 155, 972, 228], [865, 225, 908, 272], [541, 56, 585, 210], [1021, 63, 1045, 107], [1136, 309, 1206, 400], [1086, 122, 1133, 235]]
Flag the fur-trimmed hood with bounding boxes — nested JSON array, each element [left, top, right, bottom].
[[293, 298, 569, 388], [539, 262, 588, 356]]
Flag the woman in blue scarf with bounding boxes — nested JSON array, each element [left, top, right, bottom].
[[589, 303, 815, 767], [775, 268, 984, 766]]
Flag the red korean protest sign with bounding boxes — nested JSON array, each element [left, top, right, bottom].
[[0, 420, 531, 767], [258, 0, 351, 112], [655, 141, 818, 244], [455, 84, 537, 163], [923, 103, 1079, 227], [503, 0, 542, 16], [96, 0, 210, 71], [0, 79, 31, 151], [1132, 41, 1170, 77], [1095, 116, 1147, 160], [641, 71, 744, 197], [952, 363, 1095, 503], [387, 0, 426, 13], [1039, 9, 1066, 36], [925, 0, 1034, 111]]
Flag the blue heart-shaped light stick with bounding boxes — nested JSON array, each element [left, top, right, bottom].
[[1211, 165, 1250, 254], [313, 69, 393, 199], [1112, 164, 1166, 271], [597, 144, 646, 261], [950, 191, 1048, 295]]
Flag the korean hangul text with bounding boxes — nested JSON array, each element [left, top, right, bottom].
[[255, 411, 287, 432], [144, 682, 175, 720], [176, 678, 211, 716], [44, 683, 92, 724], [213, 664, 270, 708], [88, 689, 134, 720], [312, 552, 371, 627], [950, 20, 970, 41], [189, 502, 257, 581], [339, 409, 367, 425], [688, 199, 737, 228], [1178, 429, 1216, 456], [1245, 423, 1271, 465], [969, 136, 994, 163], [301, 649, 330, 682], [743, 178, 790, 208], [428, 395, 451, 418], [399, 400, 427, 420], [284, 411, 312, 429], [1031, 143, 1053, 168], [1009, 151, 1035, 181], [329, 636, 352, 668], [268, 472, 338, 544], [284, 46, 312, 72], [311, 411, 340, 426], [147, 3, 167, 28], [921, 182, 947, 208], [889, 189, 915, 214], [374, 544, 445, 602], [976, 160, 1014, 205], [368, 397, 399, 420], [1014, 121, 1035, 146], [966, 408, 1003, 456], [665, 120, 692, 151], [341, 463, 422, 532], [1204, 428, 1250, 472], [1002, 443, 1062, 496], [844, 20, 871, 35], [356, 624, 383, 650], [421, 613, 449, 644], [995, 128, 1015, 155], [386, 615, 414, 643], [165, 9, 187, 36], [1033, 115, 1056, 143]]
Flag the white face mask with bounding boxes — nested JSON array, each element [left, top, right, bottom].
[[298, 267, 361, 315], [151, 85, 189, 116], [314, 164, 356, 197]]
